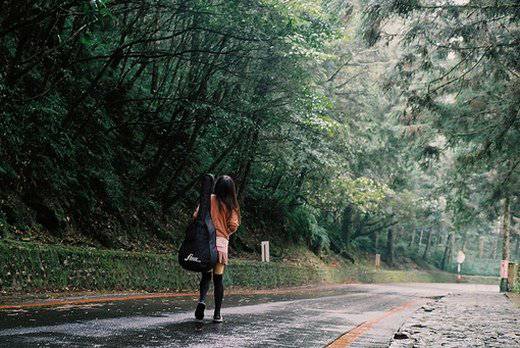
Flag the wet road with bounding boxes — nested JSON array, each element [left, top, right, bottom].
[[0, 283, 497, 347]]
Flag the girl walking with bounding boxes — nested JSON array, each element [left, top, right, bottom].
[[193, 175, 240, 323]]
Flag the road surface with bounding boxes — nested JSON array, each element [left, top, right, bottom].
[[0, 283, 498, 347]]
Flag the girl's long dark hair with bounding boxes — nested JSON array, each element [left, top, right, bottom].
[[214, 175, 240, 221]]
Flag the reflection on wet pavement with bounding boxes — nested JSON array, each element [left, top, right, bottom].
[[0, 283, 498, 347]]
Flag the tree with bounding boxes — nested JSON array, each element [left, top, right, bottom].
[[362, 0, 520, 271]]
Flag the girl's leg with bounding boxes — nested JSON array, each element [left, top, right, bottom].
[[213, 263, 225, 321], [195, 271, 212, 320], [198, 271, 212, 303]]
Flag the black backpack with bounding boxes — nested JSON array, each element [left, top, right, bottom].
[[178, 174, 218, 272]]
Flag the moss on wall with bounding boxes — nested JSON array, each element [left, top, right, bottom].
[[0, 240, 498, 294]]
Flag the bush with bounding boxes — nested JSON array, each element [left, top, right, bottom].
[[286, 205, 331, 254]]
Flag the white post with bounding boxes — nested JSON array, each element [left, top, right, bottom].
[[261, 241, 270, 262], [500, 260, 509, 292], [456, 250, 465, 282]]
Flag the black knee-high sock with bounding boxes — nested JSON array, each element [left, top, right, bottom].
[[213, 274, 224, 316], [199, 271, 212, 303]]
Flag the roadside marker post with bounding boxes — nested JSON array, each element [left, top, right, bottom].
[[456, 250, 465, 282], [261, 241, 270, 262], [499, 260, 509, 292]]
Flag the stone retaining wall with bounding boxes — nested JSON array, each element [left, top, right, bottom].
[[0, 240, 499, 294]]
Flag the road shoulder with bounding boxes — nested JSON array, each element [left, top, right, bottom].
[[390, 291, 520, 347], [505, 292, 520, 308]]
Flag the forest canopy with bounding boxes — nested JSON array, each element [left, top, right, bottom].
[[0, 0, 518, 268]]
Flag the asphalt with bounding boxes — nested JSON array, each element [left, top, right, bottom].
[[0, 283, 499, 347]]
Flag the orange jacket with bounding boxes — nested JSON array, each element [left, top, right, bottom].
[[193, 194, 239, 239]]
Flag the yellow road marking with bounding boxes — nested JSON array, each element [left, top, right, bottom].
[[326, 300, 417, 347]]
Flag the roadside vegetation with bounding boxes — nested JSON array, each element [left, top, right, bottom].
[[0, 1, 519, 290], [0, 239, 497, 293]]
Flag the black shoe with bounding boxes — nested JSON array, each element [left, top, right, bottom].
[[195, 302, 205, 320], [213, 314, 223, 323]]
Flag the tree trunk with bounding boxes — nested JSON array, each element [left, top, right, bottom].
[[236, 127, 259, 205], [423, 228, 433, 260], [418, 228, 423, 245], [515, 235, 519, 258], [491, 235, 498, 259], [386, 227, 394, 266], [501, 196, 511, 261], [450, 233, 456, 264], [408, 228, 415, 247], [341, 205, 353, 245], [500, 196, 511, 292], [440, 228, 447, 246], [441, 233, 453, 270], [479, 236, 485, 259], [458, 230, 467, 252], [237, 158, 253, 205], [162, 131, 242, 210]]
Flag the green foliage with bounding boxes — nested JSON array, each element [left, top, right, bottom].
[[2, 0, 515, 276], [0, 0, 348, 249], [286, 205, 330, 253], [361, 0, 520, 266], [341, 177, 390, 213]]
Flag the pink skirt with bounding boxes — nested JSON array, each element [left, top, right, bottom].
[[216, 237, 229, 265]]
